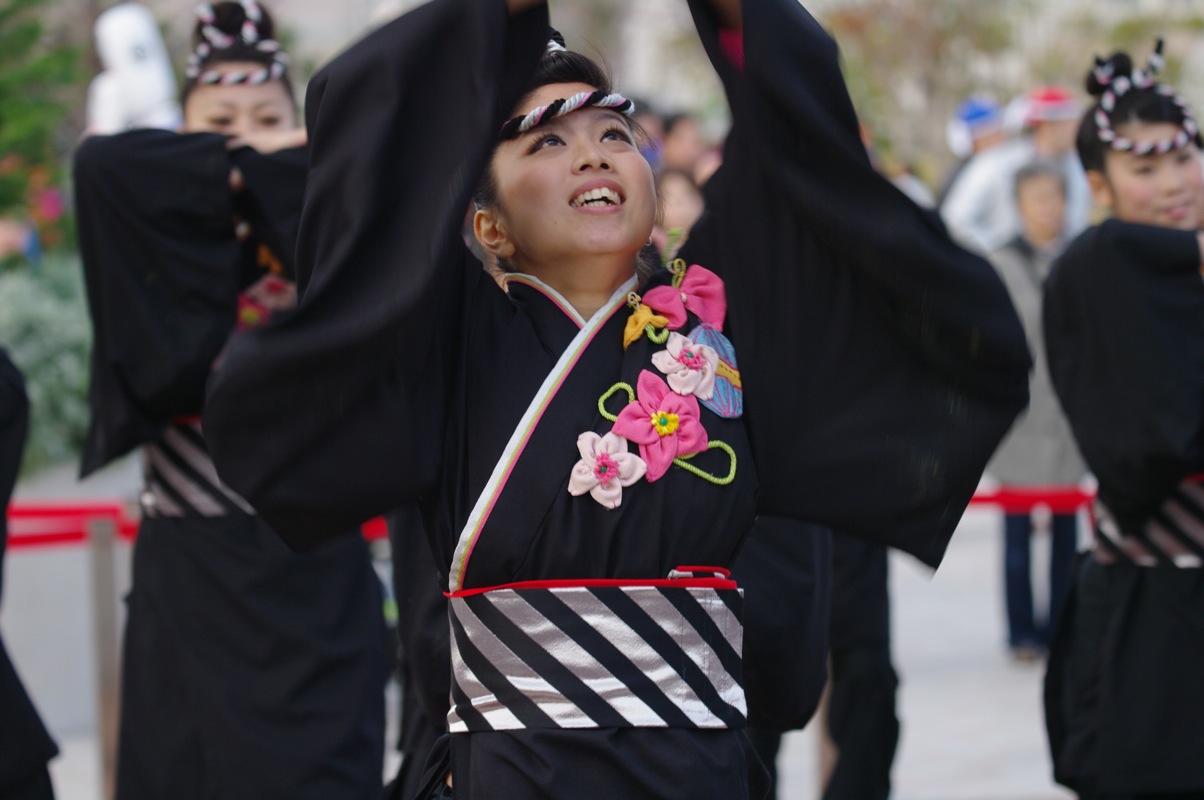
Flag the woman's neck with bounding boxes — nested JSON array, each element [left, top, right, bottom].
[[521, 254, 638, 320]]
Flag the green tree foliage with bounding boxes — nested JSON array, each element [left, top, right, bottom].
[[0, 0, 78, 221], [0, 254, 91, 475]]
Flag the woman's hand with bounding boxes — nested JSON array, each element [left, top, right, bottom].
[[227, 128, 308, 155]]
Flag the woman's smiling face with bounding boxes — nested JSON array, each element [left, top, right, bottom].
[[1092, 120, 1204, 230], [475, 82, 657, 273]]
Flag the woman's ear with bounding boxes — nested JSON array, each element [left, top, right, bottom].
[[1087, 169, 1114, 212], [473, 208, 517, 263]]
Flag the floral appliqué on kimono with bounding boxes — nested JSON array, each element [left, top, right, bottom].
[[613, 371, 709, 482], [651, 331, 718, 399], [569, 261, 741, 507], [568, 432, 648, 509]]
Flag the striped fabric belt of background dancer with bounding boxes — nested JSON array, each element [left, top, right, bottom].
[[140, 420, 255, 518], [1094, 475, 1204, 568], [447, 571, 746, 733]]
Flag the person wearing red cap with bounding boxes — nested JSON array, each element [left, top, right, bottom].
[[942, 85, 1092, 254]]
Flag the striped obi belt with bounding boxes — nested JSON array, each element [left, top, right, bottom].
[[1094, 475, 1204, 568], [140, 418, 255, 518], [446, 567, 747, 733]]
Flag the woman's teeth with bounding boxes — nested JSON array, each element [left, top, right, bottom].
[[571, 187, 622, 208]]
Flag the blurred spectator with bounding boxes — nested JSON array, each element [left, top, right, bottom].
[[937, 96, 1005, 207], [631, 99, 665, 172], [86, 4, 181, 134], [943, 85, 1091, 254], [661, 111, 708, 172], [652, 167, 704, 258], [986, 162, 1085, 660]]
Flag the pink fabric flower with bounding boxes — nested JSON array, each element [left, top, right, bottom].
[[568, 432, 647, 509], [612, 371, 709, 482], [651, 332, 718, 399], [642, 264, 728, 331]]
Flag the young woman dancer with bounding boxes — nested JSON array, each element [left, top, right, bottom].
[[1043, 43, 1204, 799], [73, 3, 386, 798], [205, 0, 1030, 797]]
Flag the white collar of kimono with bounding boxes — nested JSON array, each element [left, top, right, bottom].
[[449, 273, 639, 593], [506, 272, 637, 328]]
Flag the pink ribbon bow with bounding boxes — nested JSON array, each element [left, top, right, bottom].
[[642, 264, 727, 332]]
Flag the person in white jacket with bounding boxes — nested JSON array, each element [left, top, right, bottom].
[[942, 86, 1091, 254], [86, 3, 182, 135]]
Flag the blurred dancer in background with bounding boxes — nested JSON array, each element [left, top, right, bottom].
[[73, 3, 386, 798]]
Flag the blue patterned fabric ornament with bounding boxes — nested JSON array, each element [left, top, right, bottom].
[[688, 323, 743, 418]]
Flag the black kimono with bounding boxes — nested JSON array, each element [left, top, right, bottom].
[[1043, 219, 1204, 794], [0, 351, 58, 799], [203, 1, 1029, 798], [72, 131, 387, 800]]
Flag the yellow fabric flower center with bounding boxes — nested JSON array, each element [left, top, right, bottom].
[[651, 410, 680, 437]]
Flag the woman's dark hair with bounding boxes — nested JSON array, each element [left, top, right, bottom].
[[1075, 49, 1201, 173], [181, 1, 295, 106]]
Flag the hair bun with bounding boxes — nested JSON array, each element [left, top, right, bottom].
[[1085, 52, 1134, 97], [193, 1, 276, 50]]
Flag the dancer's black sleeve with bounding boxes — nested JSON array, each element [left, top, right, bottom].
[[74, 130, 242, 475], [678, 0, 1031, 566], [73, 131, 308, 476], [204, 0, 549, 547], [1044, 219, 1204, 534]]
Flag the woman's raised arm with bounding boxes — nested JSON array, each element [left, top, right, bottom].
[[204, 0, 549, 548], [679, 0, 1030, 565]]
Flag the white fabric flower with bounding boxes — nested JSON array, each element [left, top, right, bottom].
[[567, 432, 647, 509], [650, 332, 718, 399]]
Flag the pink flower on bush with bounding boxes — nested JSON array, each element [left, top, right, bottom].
[[651, 332, 718, 399], [612, 371, 709, 482], [568, 432, 647, 509]]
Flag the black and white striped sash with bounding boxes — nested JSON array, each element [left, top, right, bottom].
[[1093, 476, 1204, 568], [447, 569, 746, 733], [140, 419, 254, 518]]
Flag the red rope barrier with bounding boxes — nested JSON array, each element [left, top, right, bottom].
[[968, 487, 1095, 514], [7, 487, 1092, 551], [6, 501, 389, 550]]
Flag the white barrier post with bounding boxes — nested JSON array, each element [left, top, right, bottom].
[[87, 517, 120, 800]]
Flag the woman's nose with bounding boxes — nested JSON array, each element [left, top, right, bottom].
[[574, 142, 611, 172]]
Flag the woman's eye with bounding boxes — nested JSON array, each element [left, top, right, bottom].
[[258, 116, 283, 128], [529, 133, 564, 152], [602, 127, 633, 144], [209, 118, 233, 128]]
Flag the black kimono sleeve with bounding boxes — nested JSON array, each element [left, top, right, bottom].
[[1044, 219, 1204, 534], [204, 0, 550, 547], [73, 131, 308, 476], [679, 0, 1031, 565], [230, 144, 309, 282], [74, 130, 243, 475]]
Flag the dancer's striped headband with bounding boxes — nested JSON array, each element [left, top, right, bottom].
[[185, 1, 290, 86], [1092, 40, 1201, 155], [498, 37, 635, 140]]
